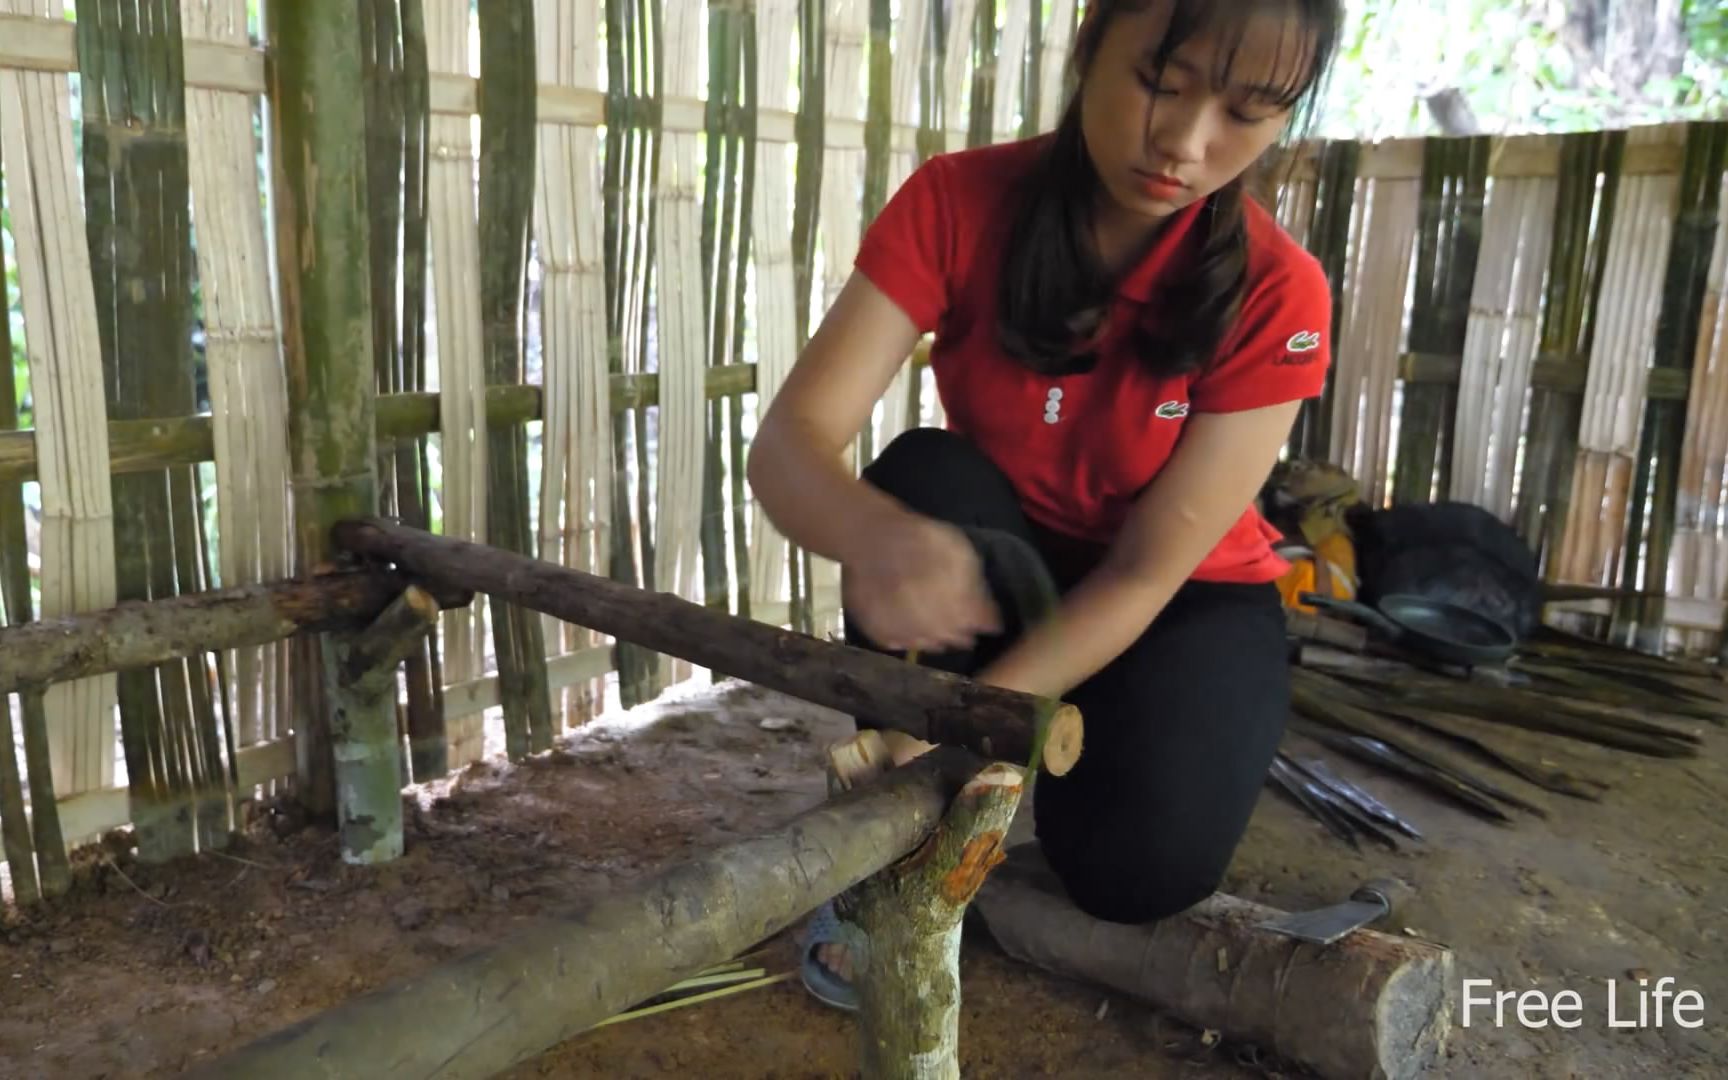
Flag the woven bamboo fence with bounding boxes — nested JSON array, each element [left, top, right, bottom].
[[0, 1, 1724, 897]]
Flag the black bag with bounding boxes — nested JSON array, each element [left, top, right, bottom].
[[1345, 501, 1541, 639]]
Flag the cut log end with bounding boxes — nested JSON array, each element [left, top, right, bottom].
[[1041, 705, 1083, 776]]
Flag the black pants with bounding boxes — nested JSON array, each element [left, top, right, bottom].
[[845, 428, 1290, 924]]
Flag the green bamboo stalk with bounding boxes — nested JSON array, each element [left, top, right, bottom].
[[1293, 139, 1358, 462], [632, 0, 665, 676], [729, 3, 760, 621], [362, 0, 430, 782], [0, 128, 44, 906], [1612, 122, 1728, 649], [1393, 136, 1487, 504], [601, 0, 655, 707], [1515, 131, 1626, 565], [268, 0, 402, 862], [478, 0, 554, 757], [967, 0, 999, 149], [78, 0, 229, 862], [1020, 0, 1044, 140], [700, 0, 737, 616], [788, 0, 827, 635], [397, 0, 445, 781]]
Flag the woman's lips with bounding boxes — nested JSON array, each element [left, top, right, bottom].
[[1135, 170, 1186, 200]]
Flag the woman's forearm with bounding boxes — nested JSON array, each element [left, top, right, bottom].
[[746, 417, 905, 566], [976, 564, 1178, 700]]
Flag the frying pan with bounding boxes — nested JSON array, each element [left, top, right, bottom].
[[1298, 592, 1517, 667]]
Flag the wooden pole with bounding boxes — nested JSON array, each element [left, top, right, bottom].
[[331, 518, 1084, 775], [0, 571, 470, 695], [974, 849, 1455, 1080], [268, 0, 405, 859], [832, 739, 1024, 1079], [185, 750, 981, 1080]]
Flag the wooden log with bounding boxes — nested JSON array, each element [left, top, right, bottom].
[[839, 745, 1024, 1079], [0, 571, 470, 695], [973, 848, 1455, 1080], [331, 518, 1084, 775], [341, 585, 442, 702], [185, 749, 981, 1080]]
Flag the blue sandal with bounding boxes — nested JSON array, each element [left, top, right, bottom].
[[800, 899, 866, 1011]]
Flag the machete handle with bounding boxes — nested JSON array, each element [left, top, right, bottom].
[[1351, 877, 1413, 917]]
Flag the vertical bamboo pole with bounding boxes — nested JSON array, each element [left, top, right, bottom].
[[361, 0, 444, 779], [1292, 139, 1358, 463], [0, 130, 45, 904], [267, 0, 403, 863], [700, 0, 753, 620], [535, 0, 615, 728], [1613, 122, 1728, 649], [786, 0, 828, 634], [603, 0, 658, 704], [78, 0, 232, 861], [1514, 131, 1624, 567], [1393, 136, 1488, 504], [477, 0, 554, 758]]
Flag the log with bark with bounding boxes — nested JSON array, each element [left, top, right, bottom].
[[828, 733, 1024, 1078], [0, 570, 471, 694], [186, 749, 984, 1080], [973, 847, 1455, 1080], [331, 518, 1084, 775]]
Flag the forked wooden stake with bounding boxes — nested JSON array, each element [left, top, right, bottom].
[[827, 735, 1025, 1079]]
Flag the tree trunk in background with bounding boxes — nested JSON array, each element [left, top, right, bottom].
[[1565, 0, 1688, 96]]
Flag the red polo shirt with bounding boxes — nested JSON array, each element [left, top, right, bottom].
[[852, 136, 1332, 584]]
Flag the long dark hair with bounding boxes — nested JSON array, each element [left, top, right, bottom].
[[995, 0, 1340, 378]]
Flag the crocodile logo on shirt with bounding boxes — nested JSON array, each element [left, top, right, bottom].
[[1155, 400, 1190, 420], [1286, 330, 1322, 353]]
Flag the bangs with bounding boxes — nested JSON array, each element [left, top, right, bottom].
[[1154, 0, 1331, 110]]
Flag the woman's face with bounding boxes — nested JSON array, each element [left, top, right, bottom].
[[1078, 1, 1314, 224]]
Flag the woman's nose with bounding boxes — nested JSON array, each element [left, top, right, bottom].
[[1148, 101, 1210, 166]]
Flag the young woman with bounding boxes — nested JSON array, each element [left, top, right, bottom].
[[747, 0, 1342, 1010]]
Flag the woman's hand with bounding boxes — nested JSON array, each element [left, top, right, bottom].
[[842, 508, 1001, 654]]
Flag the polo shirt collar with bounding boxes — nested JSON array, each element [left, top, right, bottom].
[[1114, 197, 1208, 304]]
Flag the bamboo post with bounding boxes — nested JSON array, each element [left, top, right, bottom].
[[361, 0, 446, 784], [1514, 131, 1625, 564], [183, 751, 982, 1080], [601, 0, 658, 706], [78, 0, 230, 861], [267, 0, 404, 862], [477, 0, 555, 759], [1612, 122, 1728, 649], [332, 518, 1084, 775]]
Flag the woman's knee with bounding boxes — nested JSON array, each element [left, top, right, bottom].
[[861, 428, 1014, 510]]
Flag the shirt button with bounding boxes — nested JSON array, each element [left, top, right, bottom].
[[1043, 413, 1060, 425], [1047, 387, 1064, 402]]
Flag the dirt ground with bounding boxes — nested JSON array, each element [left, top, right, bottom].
[[1, 668, 1724, 1079]]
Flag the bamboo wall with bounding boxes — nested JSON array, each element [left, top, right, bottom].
[[0, 1, 1725, 891]]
